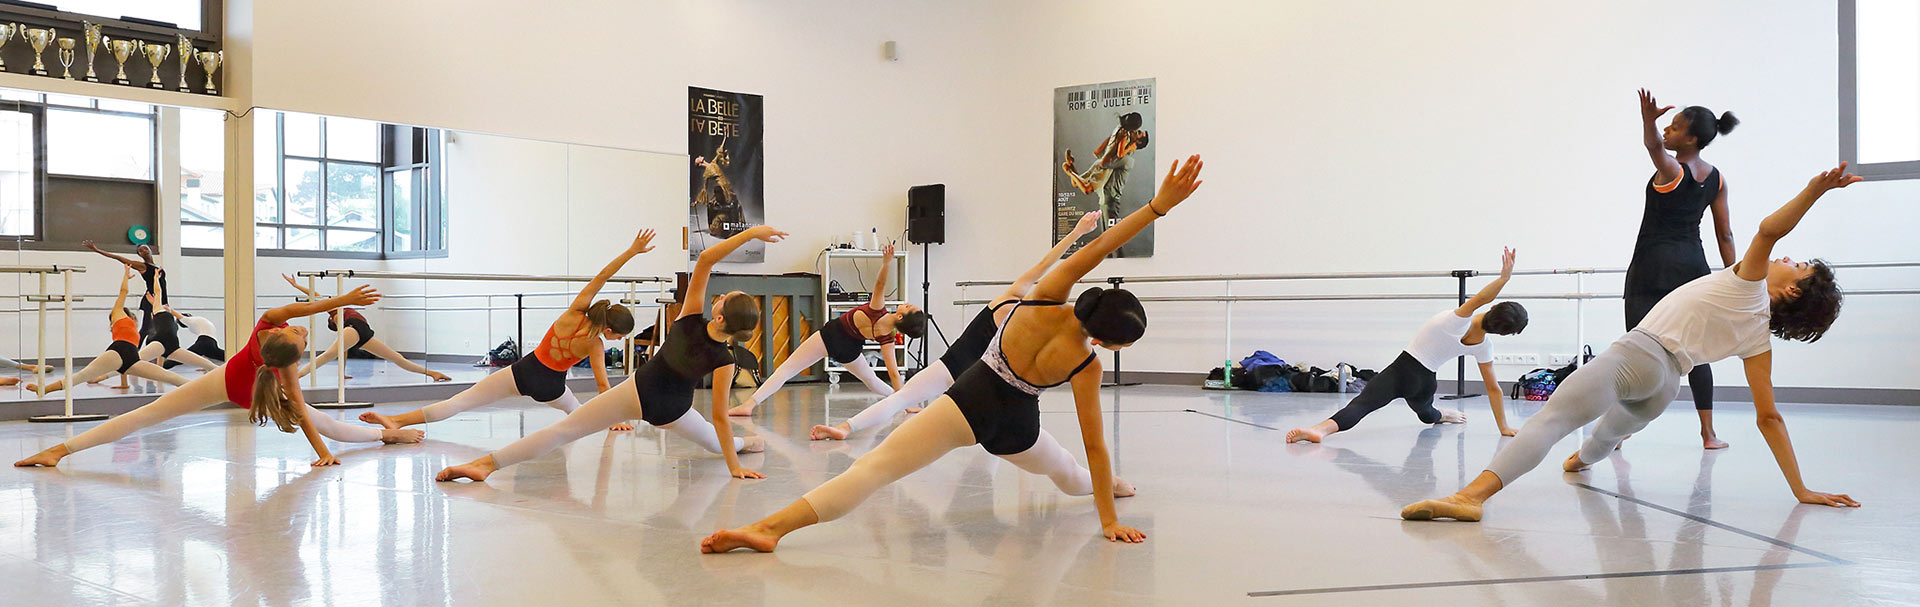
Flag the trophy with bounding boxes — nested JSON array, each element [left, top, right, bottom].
[[140, 40, 167, 88], [196, 50, 221, 94], [0, 24, 15, 72], [56, 38, 73, 80], [175, 34, 192, 91], [104, 37, 135, 85], [24, 27, 54, 76], [81, 21, 100, 82]]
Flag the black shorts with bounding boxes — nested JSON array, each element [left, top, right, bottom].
[[631, 360, 698, 427], [144, 312, 181, 356], [947, 363, 1041, 455], [940, 307, 1000, 376], [342, 317, 376, 351], [509, 356, 571, 403], [106, 340, 142, 374], [819, 321, 866, 364], [189, 335, 226, 362]]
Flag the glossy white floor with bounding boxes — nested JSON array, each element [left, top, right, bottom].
[[2, 383, 1911, 605]]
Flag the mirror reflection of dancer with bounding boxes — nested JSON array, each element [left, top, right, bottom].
[[726, 242, 927, 417], [436, 226, 786, 483], [1400, 165, 1863, 522], [361, 231, 649, 434], [1062, 112, 1149, 221], [281, 275, 451, 383], [129, 276, 220, 372], [694, 137, 744, 238], [26, 268, 189, 395], [810, 211, 1101, 441], [1286, 248, 1529, 442], [1629, 89, 1740, 450], [175, 310, 226, 363], [15, 281, 421, 469], [702, 154, 1205, 554]]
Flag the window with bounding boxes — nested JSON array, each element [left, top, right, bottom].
[[1841, 0, 1920, 179], [178, 107, 224, 249], [47, 108, 154, 179], [0, 91, 154, 240], [41, 1, 204, 30], [0, 108, 38, 237], [204, 111, 445, 257]]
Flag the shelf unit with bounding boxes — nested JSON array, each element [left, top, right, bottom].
[[817, 248, 915, 378]]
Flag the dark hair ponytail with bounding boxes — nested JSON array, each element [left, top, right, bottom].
[[1073, 286, 1146, 345], [585, 299, 635, 336], [1681, 106, 1737, 149]]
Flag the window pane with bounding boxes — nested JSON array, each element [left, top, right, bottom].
[[0, 110, 34, 236], [285, 227, 320, 250], [0, 90, 42, 102], [1857, 0, 1920, 164], [255, 226, 280, 249], [182, 224, 223, 249], [254, 120, 280, 223], [44, 94, 91, 108], [390, 169, 416, 251], [283, 113, 320, 157], [179, 109, 223, 225], [327, 229, 377, 252], [97, 99, 152, 114], [325, 117, 379, 162], [47, 109, 153, 179], [285, 159, 321, 225], [325, 163, 377, 228], [50, 1, 202, 30]]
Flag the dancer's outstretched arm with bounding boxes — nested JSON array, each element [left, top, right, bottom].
[[83, 239, 149, 272], [1479, 361, 1514, 436], [1744, 351, 1856, 507], [263, 285, 380, 325], [110, 267, 133, 322], [711, 364, 761, 479], [1735, 164, 1860, 281], [996, 211, 1101, 308], [1457, 248, 1516, 317], [1637, 89, 1682, 184], [684, 226, 787, 320], [1033, 155, 1204, 301], [1070, 357, 1142, 543], [870, 242, 895, 309], [570, 229, 656, 314]]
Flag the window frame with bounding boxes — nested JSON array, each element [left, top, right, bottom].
[[1839, 0, 1920, 180], [0, 103, 48, 241], [0, 95, 158, 243], [0, 1, 221, 38]]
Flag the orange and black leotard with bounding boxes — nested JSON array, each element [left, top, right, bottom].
[[510, 323, 594, 403], [104, 316, 143, 374]]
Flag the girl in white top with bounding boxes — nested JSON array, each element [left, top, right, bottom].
[[1402, 164, 1863, 523], [1287, 248, 1527, 442]]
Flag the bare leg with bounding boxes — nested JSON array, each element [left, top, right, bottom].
[[1698, 409, 1727, 450]]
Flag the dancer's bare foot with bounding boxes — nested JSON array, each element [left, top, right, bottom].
[[701, 525, 780, 554], [1112, 476, 1138, 498], [725, 401, 757, 417], [904, 406, 922, 413], [13, 444, 69, 467], [1401, 494, 1483, 522], [436, 456, 497, 482], [381, 429, 425, 444], [809, 423, 850, 441], [1286, 419, 1338, 444], [1563, 452, 1592, 472], [23, 383, 49, 396], [0, 377, 16, 387], [609, 423, 634, 432], [428, 371, 452, 382], [1703, 434, 1729, 450], [358, 411, 400, 430], [1438, 408, 1467, 424], [738, 436, 766, 454]]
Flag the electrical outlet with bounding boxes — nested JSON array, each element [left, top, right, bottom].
[[1548, 354, 1576, 366], [1493, 353, 1540, 366]]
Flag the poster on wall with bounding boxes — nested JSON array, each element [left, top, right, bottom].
[[688, 86, 766, 262], [1053, 77, 1155, 258]]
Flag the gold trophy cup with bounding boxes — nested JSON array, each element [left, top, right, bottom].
[[82, 22, 101, 82], [56, 38, 74, 79], [196, 50, 221, 95], [0, 24, 16, 72], [140, 40, 168, 88], [104, 37, 135, 85], [24, 27, 54, 76], [175, 34, 192, 91]]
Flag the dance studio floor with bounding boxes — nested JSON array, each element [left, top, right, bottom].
[[2, 384, 1913, 605]]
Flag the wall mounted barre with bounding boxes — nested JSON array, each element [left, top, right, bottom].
[[7, 265, 97, 422]]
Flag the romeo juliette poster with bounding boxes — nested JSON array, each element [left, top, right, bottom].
[[1053, 78, 1155, 258], [689, 86, 766, 262]]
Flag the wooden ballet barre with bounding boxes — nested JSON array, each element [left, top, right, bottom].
[[300, 270, 668, 283]]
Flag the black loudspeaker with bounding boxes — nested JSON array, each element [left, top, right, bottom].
[[907, 184, 945, 244]]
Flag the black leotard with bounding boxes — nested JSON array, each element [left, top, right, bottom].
[[631, 314, 737, 426], [509, 356, 571, 403], [136, 264, 168, 339], [188, 335, 225, 362], [144, 310, 182, 356], [949, 301, 1097, 455], [328, 309, 375, 351], [939, 299, 1020, 376], [819, 304, 896, 364], [1624, 163, 1720, 411], [105, 340, 141, 374]]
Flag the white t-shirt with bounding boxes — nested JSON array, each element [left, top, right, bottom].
[[1403, 310, 1493, 371], [1634, 268, 1772, 369]]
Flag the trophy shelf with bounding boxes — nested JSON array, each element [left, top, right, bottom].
[[0, 70, 238, 113]]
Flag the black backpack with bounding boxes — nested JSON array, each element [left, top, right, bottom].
[[486, 338, 520, 367]]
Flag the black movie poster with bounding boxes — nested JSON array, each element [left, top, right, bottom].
[[1053, 78, 1155, 258], [689, 86, 765, 262]]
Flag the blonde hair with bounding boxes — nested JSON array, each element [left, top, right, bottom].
[[248, 335, 304, 433]]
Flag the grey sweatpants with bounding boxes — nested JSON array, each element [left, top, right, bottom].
[[1485, 330, 1684, 485]]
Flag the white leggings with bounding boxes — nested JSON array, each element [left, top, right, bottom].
[[43, 350, 189, 392], [750, 332, 894, 405], [842, 362, 954, 434], [137, 341, 219, 371], [302, 328, 437, 377], [62, 367, 386, 453], [491, 375, 744, 468], [409, 366, 580, 424], [1486, 331, 1683, 484], [801, 395, 1096, 521]]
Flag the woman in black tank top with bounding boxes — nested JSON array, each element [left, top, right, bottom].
[[1628, 89, 1740, 450]]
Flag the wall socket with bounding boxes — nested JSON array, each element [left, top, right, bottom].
[[1547, 354, 1577, 365], [1493, 353, 1541, 365]]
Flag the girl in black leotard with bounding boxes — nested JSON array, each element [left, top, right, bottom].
[[281, 275, 451, 383], [435, 226, 786, 483], [1628, 89, 1739, 450], [703, 154, 1205, 554]]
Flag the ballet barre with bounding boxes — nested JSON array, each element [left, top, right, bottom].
[[3, 265, 100, 422]]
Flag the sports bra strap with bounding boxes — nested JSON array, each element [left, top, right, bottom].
[[988, 299, 1022, 312]]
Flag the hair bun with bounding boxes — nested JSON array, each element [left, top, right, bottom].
[[1074, 287, 1105, 321], [1716, 111, 1739, 135]]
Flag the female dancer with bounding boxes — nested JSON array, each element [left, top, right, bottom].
[[82, 240, 167, 335], [133, 279, 220, 372], [1285, 248, 1528, 442], [727, 241, 927, 416], [1630, 89, 1740, 449], [282, 274, 452, 383], [175, 310, 226, 362], [702, 154, 1205, 553], [28, 268, 190, 395], [359, 230, 647, 433], [1400, 164, 1861, 522], [435, 225, 785, 483], [15, 281, 420, 468], [0, 356, 50, 386], [810, 210, 1102, 440]]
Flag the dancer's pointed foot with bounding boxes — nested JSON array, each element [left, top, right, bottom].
[[701, 525, 780, 554], [809, 423, 850, 441], [1401, 494, 1483, 522], [381, 429, 425, 444], [436, 456, 497, 482], [358, 411, 401, 430]]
